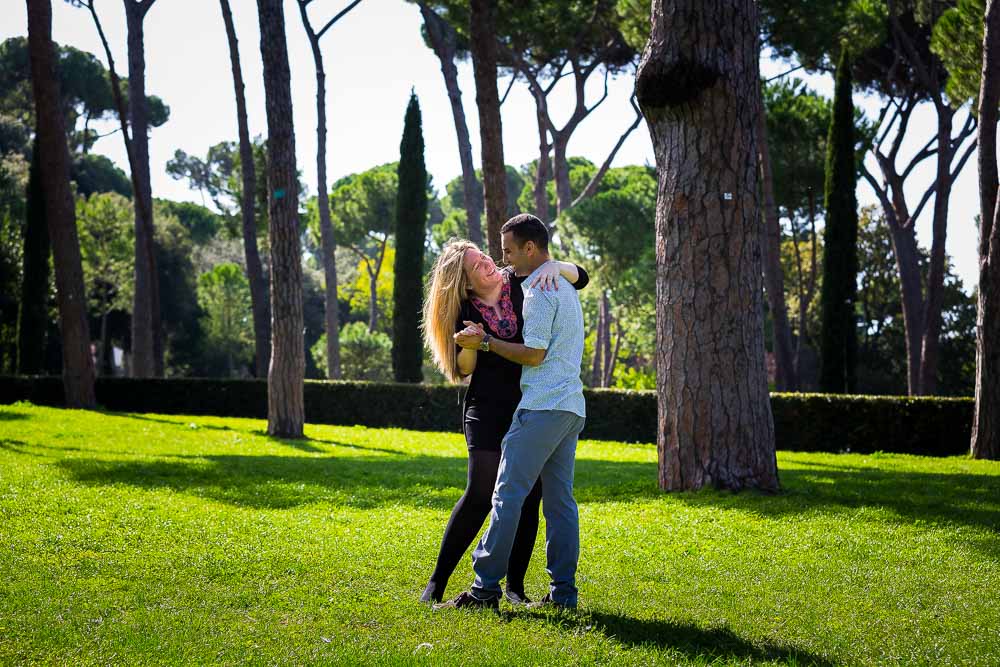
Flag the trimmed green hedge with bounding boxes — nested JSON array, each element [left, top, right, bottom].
[[0, 377, 974, 457]]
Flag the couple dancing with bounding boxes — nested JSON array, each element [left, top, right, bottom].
[[421, 213, 588, 611]]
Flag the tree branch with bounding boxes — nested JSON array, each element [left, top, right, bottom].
[[317, 0, 364, 39], [498, 74, 517, 106], [568, 95, 642, 209]]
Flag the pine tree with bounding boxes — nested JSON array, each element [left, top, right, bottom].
[[392, 91, 427, 383], [17, 138, 50, 375], [819, 46, 859, 394]]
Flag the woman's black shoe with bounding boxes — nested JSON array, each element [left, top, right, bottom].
[[420, 581, 442, 604]]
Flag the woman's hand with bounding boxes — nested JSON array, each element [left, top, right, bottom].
[[530, 260, 563, 291], [454, 321, 485, 349]]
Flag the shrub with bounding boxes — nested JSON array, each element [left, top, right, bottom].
[[312, 322, 392, 381]]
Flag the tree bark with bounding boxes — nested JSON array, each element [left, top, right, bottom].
[[533, 105, 551, 225], [257, 0, 305, 438], [296, 0, 343, 380], [17, 137, 50, 375], [123, 0, 162, 378], [26, 0, 96, 408], [756, 76, 797, 391], [220, 0, 271, 378], [591, 292, 606, 386], [469, 0, 506, 261], [973, 0, 1000, 460], [418, 1, 482, 246], [636, 0, 778, 492]]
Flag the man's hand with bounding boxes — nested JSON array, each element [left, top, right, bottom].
[[454, 321, 485, 349]]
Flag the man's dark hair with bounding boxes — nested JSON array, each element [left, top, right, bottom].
[[501, 213, 549, 251]]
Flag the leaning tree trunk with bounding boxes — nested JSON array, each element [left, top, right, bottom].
[[469, 0, 506, 261], [973, 0, 1000, 460], [257, 0, 305, 438], [123, 0, 162, 378], [533, 106, 551, 224], [26, 0, 96, 408], [636, 0, 778, 492], [220, 0, 271, 378], [756, 77, 797, 391], [419, 1, 482, 245]]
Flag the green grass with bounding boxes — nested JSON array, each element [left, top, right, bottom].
[[1, 404, 999, 666]]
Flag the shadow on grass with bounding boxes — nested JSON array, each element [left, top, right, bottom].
[[53, 453, 656, 511], [559, 611, 835, 666], [0, 410, 29, 421]]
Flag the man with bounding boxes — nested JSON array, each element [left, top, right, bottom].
[[435, 214, 586, 611]]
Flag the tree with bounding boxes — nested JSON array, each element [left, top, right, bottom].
[[26, 0, 95, 407], [16, 139, 49, 374], [0, 118, 30, 373], [197, 263, 252, 377], [414, 1, 482, 245], [76, 192, 133, 374], [392, 92, 426, 383], [819, 47, 860, 393], [636, 0, 778, 491], [73, 0, 164, 378], [257, 0, 305, 438], [295, 0, 364, 381], [312, 321, 391, 381], [972, 0, 1000, 459], [220, 0, 271, 379], [318, 163, 397, 332], [468, 0, 506, 260]]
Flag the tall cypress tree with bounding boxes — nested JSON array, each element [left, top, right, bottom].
[[392, 91, 427, 383], [819, 46, 859, 393], [17, 137, 51, 375]]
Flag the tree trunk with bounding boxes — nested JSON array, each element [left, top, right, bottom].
[[469, 0, 506, 261], [124, 1, 162, 378], [220, 0, 271, 378], [296, 2, 342, 380], [636, 0, 778, 492], [17, 136, 49, 375], [419, 1, 482, 246], [534, 106, 551, 225], [756, 77, 797, 391], [591, 293, 605, 386], [553, 134, 572, 216], [917, 105, 955, 396], [973, 0, 1000, 460], [886, 218, 925, 394], [605, 317, 622, 387], [257, 0, 305, 438], [601, 293, 613, 388], [26, 0, 96, 408]]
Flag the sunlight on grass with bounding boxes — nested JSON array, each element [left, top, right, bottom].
[[1, 403, 999, 665]]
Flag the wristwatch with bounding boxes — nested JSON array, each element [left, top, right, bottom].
[[479, 333, 492, 352]]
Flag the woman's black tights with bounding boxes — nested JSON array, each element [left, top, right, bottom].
[[426, 448, 542, 601]]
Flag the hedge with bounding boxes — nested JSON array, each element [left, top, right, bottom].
[[0, 376, 974, 457]]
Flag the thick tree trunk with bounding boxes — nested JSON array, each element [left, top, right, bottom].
[[296, 2, 342, 380], [220, 0, 271, 378], [17, 137, 49, 375], [756, 77, 797, 391], [534, 106, 551, 225], [26, 0, 96, 408], [886, 218, 925, 395], [124, 1, 161, 378], [973, 0, 1000, 460], [419, 1, 482, 245], [257, 0, 305, 438], [469, 0, 506, 261], [636, 0, 778, 492]]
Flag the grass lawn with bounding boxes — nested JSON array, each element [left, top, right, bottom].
[[1, 403, 999, 665]]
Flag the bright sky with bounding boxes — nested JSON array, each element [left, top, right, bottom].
[[2, 0, 981, 291]]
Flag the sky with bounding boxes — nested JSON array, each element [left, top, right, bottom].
[[1, 0, 982, 291]]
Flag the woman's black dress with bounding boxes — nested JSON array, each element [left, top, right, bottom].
[[423, 265, 589, 602]]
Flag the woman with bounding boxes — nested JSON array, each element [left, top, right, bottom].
[[420, 238, 588, 604]]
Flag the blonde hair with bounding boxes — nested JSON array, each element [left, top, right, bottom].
[[423, 238, 479, 383]]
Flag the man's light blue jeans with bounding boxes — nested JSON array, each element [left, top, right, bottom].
[[470, 408, 586, 607]]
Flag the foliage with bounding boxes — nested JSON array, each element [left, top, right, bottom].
[[16, 142, 48, 375], [71, 153, 131, 198], [392, 92, 427, 383], [196, 263, 252, 377], [76, 192, 134, 319], [931, 0, 986, 106], [312, 322, 392, 382], [820, 47, 859, 394], [433, 165, 521, 246], [155, 199, 221, 246]]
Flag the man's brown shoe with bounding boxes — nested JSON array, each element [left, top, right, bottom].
[[526, 593, 576, 611]]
